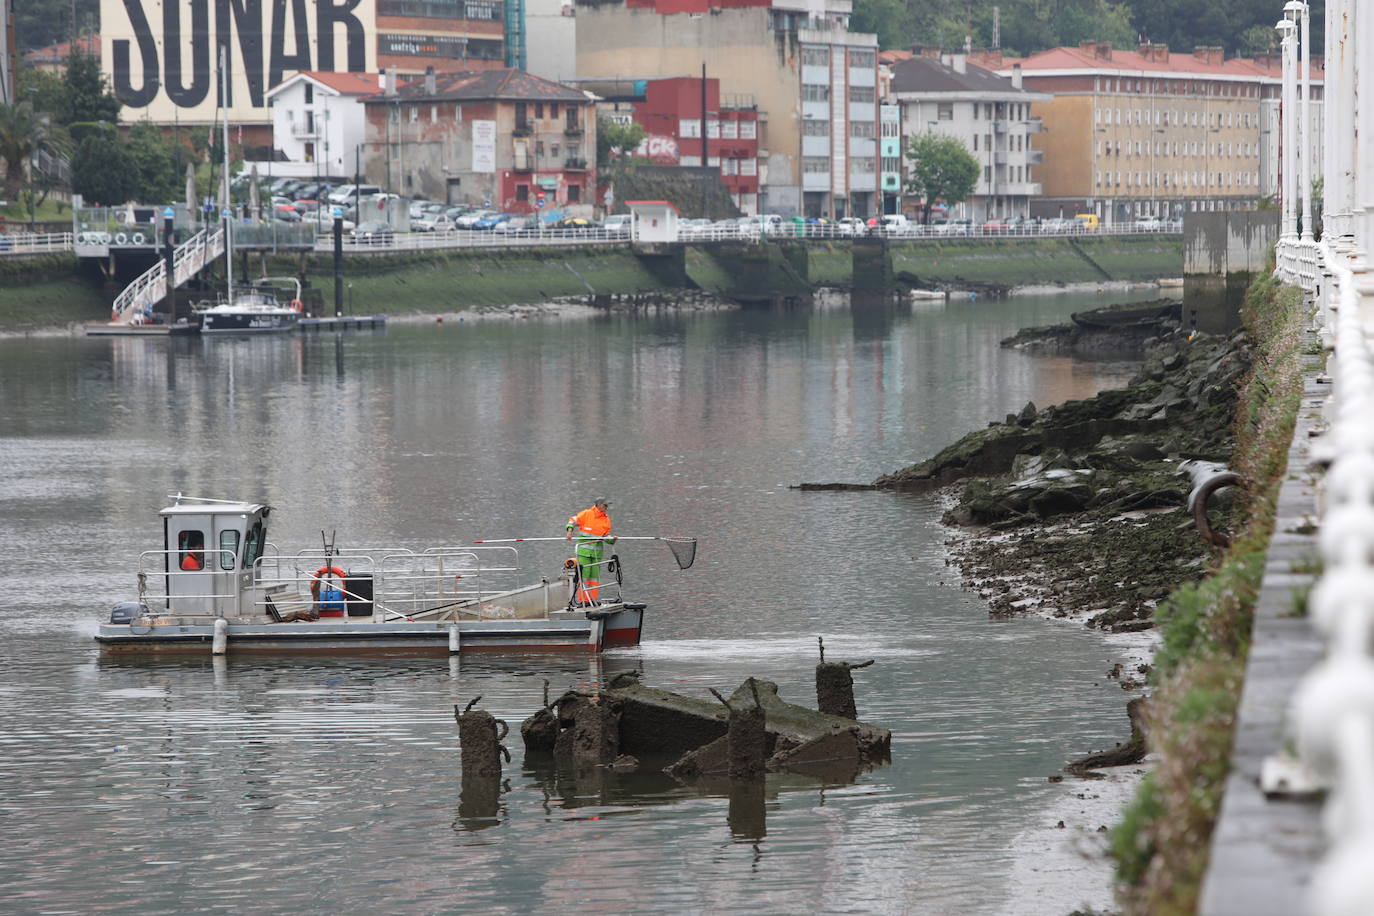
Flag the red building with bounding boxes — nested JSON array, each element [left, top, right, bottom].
[[362, 68, 596, 213], [630, 77, 760, 214]]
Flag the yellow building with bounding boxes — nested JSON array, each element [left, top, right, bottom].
[[976, 42, 1323, 224]]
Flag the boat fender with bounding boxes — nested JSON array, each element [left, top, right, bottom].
[[310, 565, 347, 599], [564, 558, 577, 569], [290, 299, 303, 312], [110, 601, 150, 624]]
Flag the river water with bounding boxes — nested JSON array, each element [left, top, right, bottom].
[[0, 289, 1161, 914]]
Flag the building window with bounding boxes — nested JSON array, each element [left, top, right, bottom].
[[803, 119, 829, 136], [973, 134, 979, 151], [937, 103, 953, 120], [304, 83, 313, 104], [803, 157, 829, 173], [721, 120, 738, 139], [802, 47, 830, 67], [739, 121, 757, 139], [984, 165, 991, 182], [802, 84, 829, 102], [568, 184, 580, 202], [850, 121, 875, 138], [849, 86, 875, 104], [852, 157, 875, 173], [881, 156, 900, 173], [516, 185, 528, 201], [849, 49, 875, 69]]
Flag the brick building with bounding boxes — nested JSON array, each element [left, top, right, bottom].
[[375, 0, 506, 77], [361, 67, 596, 212]]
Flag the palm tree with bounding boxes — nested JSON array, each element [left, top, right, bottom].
[[0, 101, 69, 203]]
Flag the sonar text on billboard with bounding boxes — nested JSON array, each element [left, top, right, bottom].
[[101, 0, 377, 124]]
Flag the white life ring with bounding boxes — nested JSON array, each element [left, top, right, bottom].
[[115, 233, 128, 245], [98, 232, 111, 244], [132, 232, 145, 245]]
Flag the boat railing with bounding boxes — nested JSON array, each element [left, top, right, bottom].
[[136, 548, 243, 609], [376, 546, 524, 616]]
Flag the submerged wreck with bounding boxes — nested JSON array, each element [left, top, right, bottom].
[[521, 668, 892, 780]]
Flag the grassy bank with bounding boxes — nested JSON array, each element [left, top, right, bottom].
[[888, 235, 1182, 288], [0, 235, 1185, 331], [278, 246, 677, 314], [0, 255, 110, 328], [1110, 270, 1304, 914]]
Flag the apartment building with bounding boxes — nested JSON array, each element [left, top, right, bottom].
[[978, 42, 1325, 223], [375, 0, 506, 78], [361, 67, 596, 212], [886, 52, 1049, 221], [265, 72, 382, 178], [574, 0, 879, 218]]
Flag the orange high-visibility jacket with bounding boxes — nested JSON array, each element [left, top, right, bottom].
[[567, 506, 612, 538]]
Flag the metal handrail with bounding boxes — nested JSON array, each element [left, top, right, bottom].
[[109, 228, 225, 323], [0, 231, 74, 256]]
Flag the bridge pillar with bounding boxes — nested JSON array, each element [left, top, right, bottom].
[[703, 242, 811, 306], [631, 242, 687, 288], [852, 238, 892, 291]]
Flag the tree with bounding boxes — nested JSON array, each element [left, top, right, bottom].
[[127, 121, 181, 204], [0, 101, 69, 202], [596, 119, 648, 169], [16, 63, 67, 119], [71, 130, 138, 206], [903, 134, 980, 224], [60, 50, 121, 126]]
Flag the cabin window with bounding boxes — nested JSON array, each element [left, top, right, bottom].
[[178, 530, 205, 570], [243, 521, 265, 570], [219, 530, 240, 571]]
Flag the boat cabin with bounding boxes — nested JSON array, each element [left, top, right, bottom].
[[159, 497, 270, 616]]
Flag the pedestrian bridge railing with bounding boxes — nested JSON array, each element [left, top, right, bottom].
[[109, 228, 225, 324], [0, 231, 75, 256], [1276, 232, 1374, 914]]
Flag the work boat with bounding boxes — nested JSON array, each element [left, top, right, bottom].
[[95, 496, 694, 655], [195, 277, 303, 334]]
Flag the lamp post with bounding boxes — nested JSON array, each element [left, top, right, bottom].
[[1276, 17, 1297, 239], [1285, 0, 1313, 241]]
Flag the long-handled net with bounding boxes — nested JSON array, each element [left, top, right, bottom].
[[472, 535, 697, 569]]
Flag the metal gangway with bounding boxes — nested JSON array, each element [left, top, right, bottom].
[[109, 228, 225, 324]]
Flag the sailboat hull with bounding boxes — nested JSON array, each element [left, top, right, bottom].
[[200, 310, 300, 333]]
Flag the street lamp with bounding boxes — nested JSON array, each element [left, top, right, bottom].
[[1284, 0, 1313, 240], [1276, 17, 1297, 238]]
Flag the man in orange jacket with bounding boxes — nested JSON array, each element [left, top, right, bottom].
[[565, 497, 615, 603]]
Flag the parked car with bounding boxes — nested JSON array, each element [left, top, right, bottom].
[[1134, 216, 1163, 231], [272, 204, 302, 222], [1040, 217, 1074, 234], [311, 212, 355, 233], [1073, 213, 1100, 231], [351, 220, 394, 245], [936, 218, 972, 236], [835, 217, 866, 237], [602, 213, 633, 237], [981, 217, 1009, 235], [455, 209, 494, 229], [328, 184, 383, 207], [292, 199, 320, 213], [493, 215, 536, 235], [472, 212, 513, 231], [413, 214, 457, 233], [551, 217, 593, 230], [0, 233, 11, 251]]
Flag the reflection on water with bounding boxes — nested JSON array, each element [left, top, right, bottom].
[[0, 289, 1165, 913]]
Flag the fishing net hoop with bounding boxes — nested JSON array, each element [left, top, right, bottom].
[[661, 537, 697, 570]]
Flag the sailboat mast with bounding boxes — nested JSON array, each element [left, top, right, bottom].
[[220, 43, 232, 297]]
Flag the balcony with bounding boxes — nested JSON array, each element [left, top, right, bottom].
[[290, 121, 319, 139], [993, 150, 1008, 165], [1025, 118, 1044, 134], [993, 121, 1007, 134], [564, 157, 588, 171], [1027, 149, 1044, 164], [513, 124, 532, 137], [564, 125, 584, 137]]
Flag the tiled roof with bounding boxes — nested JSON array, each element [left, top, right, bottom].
[[1008, 44, 1324, 81], [889, 56, 1039, 95], [295, 72, 384, 95], [24, 35, 99, 61], [365, 69, 589, 103]]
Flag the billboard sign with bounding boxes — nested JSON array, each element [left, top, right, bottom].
[[472, 120, 496, 173], [101, 0, 376, 124]]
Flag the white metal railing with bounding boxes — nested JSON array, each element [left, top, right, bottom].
[[109, 228, 224, 324], [312, 220, 1182, 254], [0, 231, 75, 256], [1270, 2, 1374, 907]]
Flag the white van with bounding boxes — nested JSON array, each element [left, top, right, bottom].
[[327, 184, 382, 206], [880, 214, 911, 235]]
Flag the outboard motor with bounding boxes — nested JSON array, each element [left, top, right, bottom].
[[110, 601, 150, 625]]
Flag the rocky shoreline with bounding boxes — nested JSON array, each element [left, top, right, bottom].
[[874, 320, 1248, 637]]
